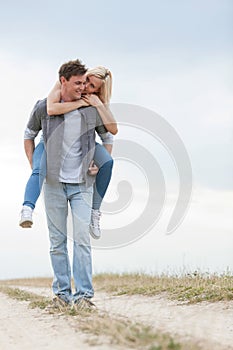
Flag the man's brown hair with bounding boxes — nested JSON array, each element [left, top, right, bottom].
[[59, 59, 87, 81]]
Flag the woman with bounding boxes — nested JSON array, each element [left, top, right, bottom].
[[20, 66, 117, 239]]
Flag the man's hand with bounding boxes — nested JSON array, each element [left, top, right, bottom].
[[88, 160, 99, 176]]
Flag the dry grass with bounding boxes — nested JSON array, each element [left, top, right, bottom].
[[1, 272, 232, 303], [0, 285, 51, 309], [93, 272, 233, 303], [1, 272, 230, 349], [0, 277, 52, 288], [0, 284, 201, 350], [77, 313, 186, 350]]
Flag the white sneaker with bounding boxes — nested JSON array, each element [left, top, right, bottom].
[[19, 205, 33, 228], [90, 209, 101, 239]]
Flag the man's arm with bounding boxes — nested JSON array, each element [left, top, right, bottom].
[[98, 132, 114, 154], [95, 108, 115, 153], [23, 99, 45, 167], [88, 132, 113, 176], [26, 99, 46, 132], [24, 139, 35, 168]]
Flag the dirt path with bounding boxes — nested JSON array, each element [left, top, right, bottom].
[[1, 286, 233, 350], [95, 292, 233, 350], [0, 291, 124, 350]]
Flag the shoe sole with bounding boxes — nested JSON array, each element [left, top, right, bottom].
[[89, 227, 101, 239], [19, 220, 33, 228]]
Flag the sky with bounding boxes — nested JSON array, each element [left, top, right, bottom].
[[0, 0, 232, 279]]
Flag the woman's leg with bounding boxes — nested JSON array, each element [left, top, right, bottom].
[[19, 140, 46, 228], [90, 143, 113, 239], [92, 143, 113, 210]]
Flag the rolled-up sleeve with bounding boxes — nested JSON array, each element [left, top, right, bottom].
[[24, 127, 39, 140], [99, 132, 114, 145], [24, 99, 46, 139], [95, 109, 108, 135]]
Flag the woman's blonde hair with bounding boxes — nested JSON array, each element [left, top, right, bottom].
[[87, 66, 112, 104]]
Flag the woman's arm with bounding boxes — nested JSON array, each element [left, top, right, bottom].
[[82, 94, 118, 135], [47, 81, 88, 115]]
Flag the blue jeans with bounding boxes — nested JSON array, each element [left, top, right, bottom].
[[44, 182, 94, 302], [92, 143, 113, 210], [23, 140, 46, 209], [23, 141, 113, 210]]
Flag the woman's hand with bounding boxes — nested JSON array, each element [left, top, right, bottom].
[[88, 160, 99, 176], [83, 94, 118, 135], [82, 94, 103, 107], [79, 98, 90, 107]]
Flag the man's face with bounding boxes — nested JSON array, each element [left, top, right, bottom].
[[61, 74, 86, 101]]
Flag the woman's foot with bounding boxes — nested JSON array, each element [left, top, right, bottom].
[[19, 205, 33, 228], [89, 209, 101, 239]]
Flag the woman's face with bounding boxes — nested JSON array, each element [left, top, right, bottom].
[[84, 75, 103, 94]]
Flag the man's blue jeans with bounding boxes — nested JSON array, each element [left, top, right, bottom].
[[43, 181, 94, 302]]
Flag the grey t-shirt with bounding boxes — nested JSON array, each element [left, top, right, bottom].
[[59, 109, 83, 183]]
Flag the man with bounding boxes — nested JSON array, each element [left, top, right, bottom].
[[24, 59, 108, 308]]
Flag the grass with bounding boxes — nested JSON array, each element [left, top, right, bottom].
[[1, 272, 232, 303], [93, 272, 233, 303], [0, 284, 201, 350], [0, 285, 51, 309], [1, 272, 231, 348], [0, 277, 53, 288]]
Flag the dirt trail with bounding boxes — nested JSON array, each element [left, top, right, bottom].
[[95, 292, 233, 350], [1, 286, 233, 350], [0, 291, 124, 350]]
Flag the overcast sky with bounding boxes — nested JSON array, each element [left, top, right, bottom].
[[0, 0, 232, 279]]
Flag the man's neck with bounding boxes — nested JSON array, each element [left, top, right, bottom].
[[60, 93, 74, 102]]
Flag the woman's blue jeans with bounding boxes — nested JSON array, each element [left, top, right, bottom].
[[92, 143, 113, 210], [23, 141, 46, 209], [23, 140, 113, 210]]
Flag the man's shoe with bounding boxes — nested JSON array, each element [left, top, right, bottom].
[[46, 296, 70, 313], [19, 205, 33, 228], [90, 209, 101, 239], [73, 298, 96, 311]]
